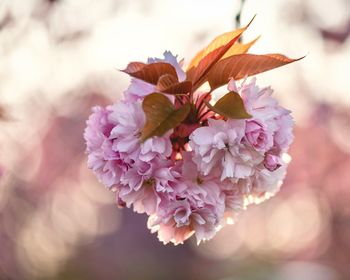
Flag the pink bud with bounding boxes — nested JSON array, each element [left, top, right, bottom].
[[264, 153, 281, 171]]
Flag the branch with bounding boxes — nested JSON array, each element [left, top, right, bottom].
[[235, 0, 246, 43]]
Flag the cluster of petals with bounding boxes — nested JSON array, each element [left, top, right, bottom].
[[84, 52, 294, 245], [190, 78, 293, 199]]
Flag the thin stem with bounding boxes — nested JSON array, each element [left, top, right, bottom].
[[183, 93, 191, 104], [175, 95, 184, 105], [196, 90, 213, 115], [197, 109, 213, 122], [189, 89, 193, 103]]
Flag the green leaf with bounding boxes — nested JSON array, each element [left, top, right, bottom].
[[141, 93, 190, 142], [205, 91, 252, 119]]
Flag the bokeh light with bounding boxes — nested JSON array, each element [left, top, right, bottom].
[[0, 0, 349, 279]]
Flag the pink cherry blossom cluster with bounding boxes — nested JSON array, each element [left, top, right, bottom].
[[84, 52, 294, 245]]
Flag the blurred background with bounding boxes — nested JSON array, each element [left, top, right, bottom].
[[0, 0, 350, 279]]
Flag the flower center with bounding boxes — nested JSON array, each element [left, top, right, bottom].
[[134, 131, 142, 138], [143, 178, 155, 188], [196, 177, 204, 185]]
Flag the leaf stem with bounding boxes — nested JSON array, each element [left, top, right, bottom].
[[197, 109, 213, 122], [175, 95, 184, 105], [196, 89, 213, 115]]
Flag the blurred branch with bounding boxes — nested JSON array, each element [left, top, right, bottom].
[[0, 106, 6, 120], [235, 0, 246, 42], [0, 105, 10, 121]]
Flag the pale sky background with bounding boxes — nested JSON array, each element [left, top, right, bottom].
[[0, 0, 349, 117]]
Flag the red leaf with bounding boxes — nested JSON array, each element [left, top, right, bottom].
[[157, 74, 192, 95], [221, 36, 260, 60], [207, 53, 304, 90], [186, 16, 255, 89], [122, 62, 178, 85], [156, 74, 178, 89], [186, 16, 256, 70]]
